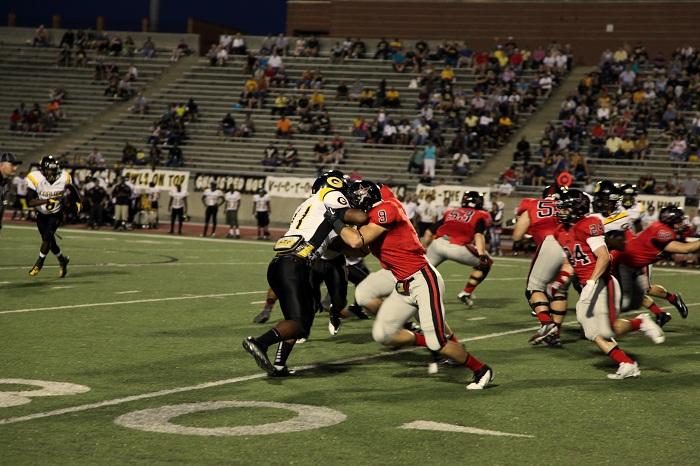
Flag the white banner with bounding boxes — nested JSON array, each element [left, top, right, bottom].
[[416, 184, 492, 207], [637, 195, 685, 210], [265, 176, 315, 199], [122, 169, 189, 191]]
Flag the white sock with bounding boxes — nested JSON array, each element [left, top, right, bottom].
[[39, 252, 47, 259]]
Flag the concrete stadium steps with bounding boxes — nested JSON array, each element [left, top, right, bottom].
[[64, 50, 560, 187], [0, 44, 177, 158]]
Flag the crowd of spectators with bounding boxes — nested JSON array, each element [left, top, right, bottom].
[[9, 91, 66, 133], [514, 43, 700, 189]]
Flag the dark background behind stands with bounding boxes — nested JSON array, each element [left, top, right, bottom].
[[0, 0, 287, 36]]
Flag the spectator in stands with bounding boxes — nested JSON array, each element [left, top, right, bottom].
[[238, 113, 255, 138], [305, 36, 320, 57], [359, 87, 376, 108], [313, 139, 330, 169], [59, 30, 75, 49], [638, 174, 656, 194], [124, 36, 136, 57], [293, 37, 306, 57], [392, 48, 407, 72], [452, 151, 470, 176], [129, 92, 149, 114], [261, 143, 279, 171], [384, 87, 401, 108], [681, 172, 699, 207], [422, 141, 437, 180], [281, 142, 299, 170], [668, 135, 688, 161], [87, 147, 105, 167], [171, 39, 191, 61], [136, 36, 154, 58], [349, 79, 363, 101], [122, 143, 138, 165], [110, 36, 124, 56], [374, 38, 390, 60], [330, 42, 344, 64], [407, 147, 424, 173], [276, 115, 293, 138], [310, 90, 325, 111], [56, 45, 72, 67], [602, 134, 623, 159], [316, 111, 332, 134], [167, 143, 183, 167], [32, 25, 49, 47], [219, 113, 236, 137], [336, 81, 349, 101], [217, 45, 229, 66], [232, 33, 246, 55], [274, 34, 288, 55]]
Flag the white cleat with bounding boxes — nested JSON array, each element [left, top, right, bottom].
[[607, 362, 641, 380], [466, 365, 494, 390], [457, 291, 474, 308], [427, 362, 439, 375], [328, 316, 342, 336], [638, 313, 665, 344]]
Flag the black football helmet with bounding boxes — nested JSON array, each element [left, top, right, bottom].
[[348, 180, 382, 211], [658, 206, 685, 231], [312, 169, 347, 194], [556, 189, 590, 224], [462, 191, 484, 209], [40, 155, 60, 183], [592, 180, 622, 216], [618, 183, 638, 209]]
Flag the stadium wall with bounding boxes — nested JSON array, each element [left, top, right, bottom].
[[287, 1, 700, 65]]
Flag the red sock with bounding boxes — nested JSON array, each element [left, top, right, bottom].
[[666, 293, 677, 304], [647, 303, 663, 315], [463, 284, 476, 294], [608, 347, 634, 364], [464, 353, 485, 372], [536, 311, 553, 325], [413, 332, 427, 347], [629, 318, 642, 331]]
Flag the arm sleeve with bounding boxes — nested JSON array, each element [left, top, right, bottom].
[[586, 236, 606, 250], [474, 218, 486, 234]]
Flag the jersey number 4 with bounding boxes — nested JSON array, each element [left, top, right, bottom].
[[564, 244, 591, 266]]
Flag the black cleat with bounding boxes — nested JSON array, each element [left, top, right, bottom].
[[671, 293, 688, 319], [655, 312, 672, 328], [242, 337, 275, 374], [58, 255, 70, 278], [328, 315, 342, 336], [268, 366, 296, 377], [253, 308, 271, 324], [347, 304, 370, 320]]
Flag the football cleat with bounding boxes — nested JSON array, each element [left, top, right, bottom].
[[457, 291, 474, 308], [655, 312, 672, 328], [295, 338, 307, 344], [29, 257, 45, 277], [328, 315, 342, 336], [670, 293, 688, 319], [638, 313, 665, 344], [466, 365, 494, 390], [428, 362, 439, 375], [242, 337, 275, 374], [543, 331, 562, 347], [607, 362, 641, 380], [404, 321, 422, 333], [268, 366, 296, 377], [347, 304, 370, 320], [252, 308, 271, 324], [58, 255, 70, 278], [529, 323, 558, 346]]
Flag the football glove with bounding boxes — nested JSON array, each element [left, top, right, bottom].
[[579, 279, 597, 303], [324, 207, 346, 234]]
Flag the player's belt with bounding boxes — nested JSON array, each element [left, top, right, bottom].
[[395, 277, 414, 296], [274, 235, 315, 260]]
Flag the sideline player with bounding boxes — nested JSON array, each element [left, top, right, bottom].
[[252, 188, 271, 240], [26, 155, 82, 277], [224, 184, 241, 239], [426, 191, 493, 308], [168, 182, 188, 235], [512, 185, 567, 346], [201, 181, 224, 237], [0, 152, 22, 230], [242, 172, 366, 376], [334, 180, 494, 389], [554, 189, 664, 380]]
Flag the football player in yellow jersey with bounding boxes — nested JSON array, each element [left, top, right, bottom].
[[25, 155, 82, 277]]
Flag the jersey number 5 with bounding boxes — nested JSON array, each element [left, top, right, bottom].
[[536, 201, 555, 218]]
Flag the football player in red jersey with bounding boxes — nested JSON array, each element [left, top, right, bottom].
[[426, 191, 493, 308], [330, 180, 494, 389], [512, 185, 569, 346], [554, 189, 665, 380], [613, 206, 698, 326]]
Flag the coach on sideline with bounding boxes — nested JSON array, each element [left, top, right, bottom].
[[0, 152, 22, 231]]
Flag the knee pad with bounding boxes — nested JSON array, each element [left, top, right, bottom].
[[551, 292, 568, 302], [371, 321, 393, 346]]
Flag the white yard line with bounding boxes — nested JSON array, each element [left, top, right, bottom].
[[0, 262, 269, 271], [400, 420, 534, 438], [0, 325, 541, 426], [467, 317, 487, 321], [115, 290, 142, 295], [47, 286, 75, 291], [249, 300, 266, 305], [0, 291, 268, 315]]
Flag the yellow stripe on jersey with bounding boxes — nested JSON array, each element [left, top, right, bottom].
[[318, 187, 334, 201], [26, 173, 39, 189], [65, 172, 72, 185], [604, 211, 628, 225]]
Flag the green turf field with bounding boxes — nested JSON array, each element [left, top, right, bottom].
[[1, 225, 698, 465]]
